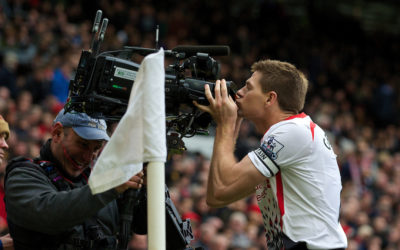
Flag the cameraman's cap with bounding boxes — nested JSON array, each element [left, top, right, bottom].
[[54, 109, 110, 141]]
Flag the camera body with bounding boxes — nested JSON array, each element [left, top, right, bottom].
[[66, 50, 141, 120], [66, 47, 235, 116], [65, 46, 236, 152]]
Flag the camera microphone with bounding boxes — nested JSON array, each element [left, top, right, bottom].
[[90, 10, 102, 51], [92, 10, 102, 34], [98, 18, 109, 42], [172, 45, 230, 57]]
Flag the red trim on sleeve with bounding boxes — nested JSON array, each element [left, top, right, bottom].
[[310, 121, 316, 141], [276, 172, 285, 229]]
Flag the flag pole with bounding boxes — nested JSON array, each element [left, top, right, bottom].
[[147, 161, 166, 249]]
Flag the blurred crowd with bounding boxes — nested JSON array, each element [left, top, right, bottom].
[[0, 0, 400, 249]]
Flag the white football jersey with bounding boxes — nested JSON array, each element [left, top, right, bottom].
[[248, 113, 347, 249]]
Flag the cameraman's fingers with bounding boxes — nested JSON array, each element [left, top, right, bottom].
[[130, 175, 143, 184], [127, 177, 143, 189], [115, 179, 142, 193], [136, 171, 144, 178], [125, 182, 142, 190]]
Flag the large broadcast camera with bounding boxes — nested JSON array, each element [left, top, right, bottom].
[[65, 10, 236, 250], [65, 11, 236, 154]]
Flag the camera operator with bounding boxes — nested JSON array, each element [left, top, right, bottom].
[[194, 59, 347, 249], [4, 109, 144, 249]]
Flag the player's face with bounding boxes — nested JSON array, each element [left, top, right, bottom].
[[235, 71, 267, 120]]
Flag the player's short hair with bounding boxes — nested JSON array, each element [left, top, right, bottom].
[[251, 59, 308, 114]]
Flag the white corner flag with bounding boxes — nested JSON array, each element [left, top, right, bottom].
[[89, 48, 166, 194]]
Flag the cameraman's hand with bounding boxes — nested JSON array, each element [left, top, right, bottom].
[[194, 79, 238, 128], [115, 171, 144, 194]]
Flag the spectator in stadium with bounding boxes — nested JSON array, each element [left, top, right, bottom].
[[0, 52, 18, 100], [0, 115, 14, 250], [0, 115, 10, 227], [195, 59, 347, 249], [4, 109, 144, 249]]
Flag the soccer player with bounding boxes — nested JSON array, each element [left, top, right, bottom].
[[194, 59, 347, 249]]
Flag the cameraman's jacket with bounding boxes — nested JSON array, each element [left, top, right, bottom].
[[4, 139, 120, 250]]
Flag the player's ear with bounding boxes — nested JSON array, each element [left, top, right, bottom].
[[265, 91, 277, 106]]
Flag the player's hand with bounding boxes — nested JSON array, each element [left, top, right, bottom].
[[115, 171, 144, 194], [194, 79, 238, 127]]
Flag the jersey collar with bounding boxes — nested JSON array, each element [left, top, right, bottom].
[[284, 112, 307, 120], [263, 112, 308, 137]]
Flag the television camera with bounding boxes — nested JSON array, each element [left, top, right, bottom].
[[64, 10, 237, 250], [64, 12, 236, 154]]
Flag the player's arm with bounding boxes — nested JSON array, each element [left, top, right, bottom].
[[206, 150, 265, 207], [205, 116, 265, 207]]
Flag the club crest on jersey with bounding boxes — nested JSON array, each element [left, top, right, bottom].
[[260, 136, 284, 160]]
